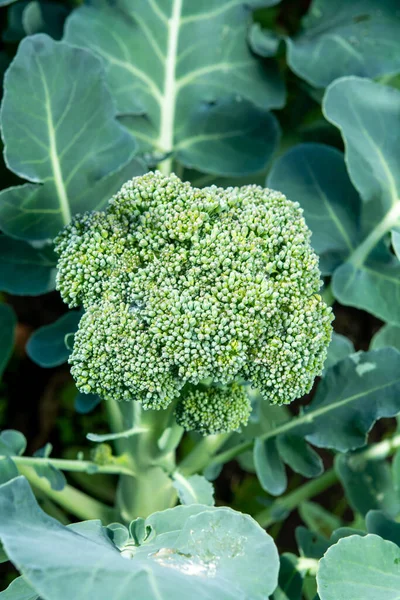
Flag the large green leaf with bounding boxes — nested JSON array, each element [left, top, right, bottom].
[[317, 534, 400, 600], [288, 0, 400, 88], [64, 0, 284, 176], [323, 77, 400, 215], [0, 236, 57, 295], [0, 304, 16, 378], [0, 477, 279, 600], [0, 34, 143, 241], [323, 78, 400, 323], [267, 143, 361, 274]]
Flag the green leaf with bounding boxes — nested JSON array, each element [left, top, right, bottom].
[[169, 97, 281, 176], [295, 527, 330, 560], [4, 1, 69, 42], [23, 1, 69, 39], [26, 311, 81, 367], [172, 473, 215, 506], [74, 392, 101, 414], [277, 435, 323, 479], [366, 510, 400, 547], [267, 143, 361, 275], [248, 348, 400, 494], [272, 553, 304, 600], [0, 430, 26, 457], [332, 250, 400, 325], [32, 444, 66, 491], [0, 576, 39, 599], [371, 324, 400, 351], [0, 476, 280, 600], [317, 534, 400, 600], [299, 502, 341, 539], [323, 332, 355, 374], [329, 527, 366, 545], [249, 24, 281, 58], [322, 78, 400, 323], [254, 437, 287, 496], [303, 348, 400, 452], [392, 229, 400, 260], [0, 304, 16, 378], [0, 236, 57, 295], [64, 0, 285, 175], [287, 0, 400, 88], [0, 34, 142, 241], [0, 457, 18, 485], [335, 453, 400, 517], [323, 77, 400, 215]]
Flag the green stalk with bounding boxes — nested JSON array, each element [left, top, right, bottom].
[[178, 433, 232, 476], [107, 399, 180, 521], [1, 454, 135, 477], [322, 200, 400, 306], [255, 469, 337, 528], [18, 465, 115, 523]]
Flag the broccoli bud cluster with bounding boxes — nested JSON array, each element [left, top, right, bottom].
[[55, 172, 332, 434]]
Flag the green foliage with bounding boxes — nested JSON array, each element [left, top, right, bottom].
[[26, 310, 81, 367], [268, 143, 361, 275], [287, 0, 400, 88], [0, 236, 57, 295], [0, 304, 16, 377]]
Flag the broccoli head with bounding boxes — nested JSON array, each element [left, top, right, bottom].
[[55, 172, 333, 434]]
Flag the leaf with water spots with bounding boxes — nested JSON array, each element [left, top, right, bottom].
[[0, 476, 279, 600]]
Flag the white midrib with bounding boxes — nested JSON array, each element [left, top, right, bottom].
[[39, 64, 71, 226], [157, 0, 182, 174]]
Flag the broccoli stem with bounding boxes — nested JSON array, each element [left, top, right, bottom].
[[17, 465, 115, 523], [178, 433, 232, 477], [106, 399, 180, 520]]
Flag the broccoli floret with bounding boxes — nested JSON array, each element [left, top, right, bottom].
[[175, 384, 251, 435], [55, 171, 333, 433]]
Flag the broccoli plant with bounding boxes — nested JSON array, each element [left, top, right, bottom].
[[1, 1, 400, 599], [52, 171, 332, 518]]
